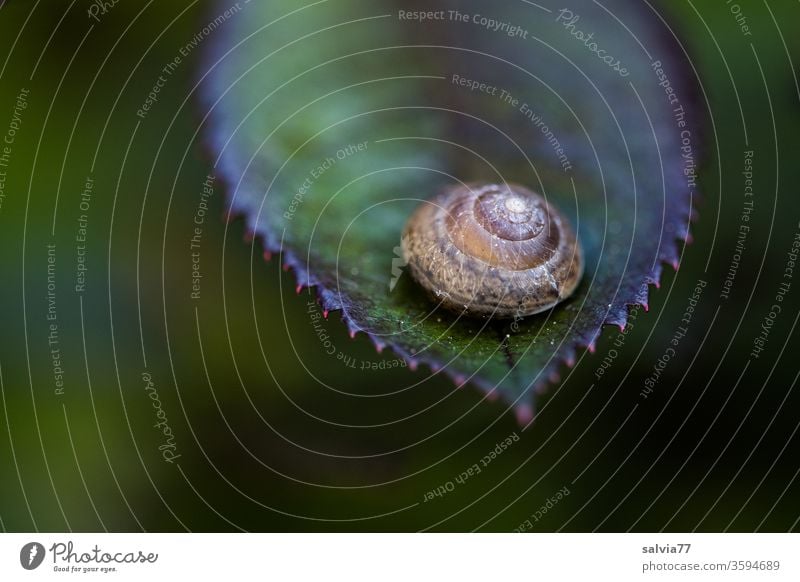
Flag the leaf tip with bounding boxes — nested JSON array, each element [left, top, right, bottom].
[[514, 403, 534, 427]]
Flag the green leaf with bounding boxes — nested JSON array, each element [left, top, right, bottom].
[[200, 0, 698, 420]]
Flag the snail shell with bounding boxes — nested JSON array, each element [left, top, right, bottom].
[[401, 183, 583, 318]]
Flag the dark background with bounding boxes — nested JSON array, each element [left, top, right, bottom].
[[0, 0, 798, 531]]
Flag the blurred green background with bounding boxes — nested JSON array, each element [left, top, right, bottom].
[[0, 0, 798, 532]]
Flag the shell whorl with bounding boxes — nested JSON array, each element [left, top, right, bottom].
[[402, 183, 583, 318]]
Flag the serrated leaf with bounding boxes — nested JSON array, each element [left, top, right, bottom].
[[200, 0, 698, 419]]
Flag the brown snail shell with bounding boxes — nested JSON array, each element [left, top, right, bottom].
[[401, 183, 583, 318]]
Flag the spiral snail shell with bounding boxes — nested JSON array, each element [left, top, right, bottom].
[[401, 183, 583, 318]]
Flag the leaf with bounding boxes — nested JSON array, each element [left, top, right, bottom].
[[199, 0, 698, 420]]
